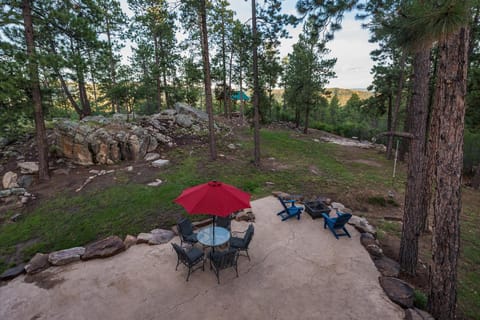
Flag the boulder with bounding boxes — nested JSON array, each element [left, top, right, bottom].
[[360, 232, 378, 247], [0, 188, 26, 198], [25, 253, 50, 274], [82, 236, 125, 260], [404, 308, 435, 320], [331, 202, 345, 211], [0, 264, 26, 281], [174, 102, 208, 121], [374, 256, 400, 277], [348, 215, 377, 236], [48, 247, 85, 266], [227, 143, 236, 150], [144, 152, 160, 161], [17, 162, 39, 174], [136, 233, 153, 244], [2, 171, 18, 189], [175, 114, 193, 128], [152, 159, 169, 168], [366, 244, 384, 258], [379, 276, 414, 309], [124, 235, 137, 249], [148, 229, 175, 245], [235, 210, 255, 222], [17, 175, 33, 188]]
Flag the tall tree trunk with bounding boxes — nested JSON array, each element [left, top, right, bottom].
[[399, 47, 431, 276], [387, 51, 407, 159], [227, 48, 234, 118], [22, 0, 49, 181], [199, 0, 216, 161], [251, 0, 261, 166], [158, 38, 170, 108], [153, 35, 163, 112], [239, 61, 245, 124], [87, 51, 98, 111], [221, 12, 227, 117], [303, 106, 310, 134], [427, 26, 469, 320], [105, 14, 118, 113]]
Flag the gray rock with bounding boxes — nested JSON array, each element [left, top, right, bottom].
[[112, 113, 128, 121], [147, 179, 163, 187], [366, 244, 384, 258], [25, 253, 50, 274], [144, 153, 160, 161], [152, 159, 169, 168], [48, 247, 85, 266], [155, 132, 173, 145], [136, 233, 153, 244], [379, 276, 414, 309], [0, 264, 25, 281], [2, 171, 19, 189], [331, 202, 345, 211], [160, 109, 177, 117], [174, 102, 208, 121], [360, 232, 378, 247], [404, 308, 435, 320], [0, 188, 26, 198], [17, 175, 33, 188], [10, 213, 23, 222], [348, 215, 377, 236], [124, 235, 137, 249], [82, 236, 125, 260], [227, 143, 236, 150], [374, 256, 400, 277], [175, 114, 193, 128], [17, 161, 39, 174], [148, 229, 175, 245]]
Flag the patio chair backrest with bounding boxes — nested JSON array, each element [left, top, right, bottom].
[[243, 224, 254, 248], [216, 216, 231, 230], [172, 243, 188, 263], [212, 249, 238, 270], [278, 197, 289, 210], [178, 218, 194, 237], [333, 213, 352, 229]]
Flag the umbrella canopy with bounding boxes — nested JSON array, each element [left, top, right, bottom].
[[174, 181, 251, 217]]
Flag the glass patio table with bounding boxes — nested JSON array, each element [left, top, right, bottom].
[[197, 226, 231, 247]]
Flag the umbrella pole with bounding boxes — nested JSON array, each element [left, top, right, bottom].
[[212, 216, 216, 252]]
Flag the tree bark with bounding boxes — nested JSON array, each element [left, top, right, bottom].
[[221, 11, 228, 118], [251, 0, 261, 166], [303, 106, 310, 134], [399, 47, 431, 276], [427, 27, 469, 320], [387, 52, 407, 159], [199, 0, 216, 161], [158, 38, 170, 108], [105, 14, 119, 113], [153, 35, 163, 112], [22, 0, 50, 181]]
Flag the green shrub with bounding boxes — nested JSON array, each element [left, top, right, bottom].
[[414, 289, 428, 310]]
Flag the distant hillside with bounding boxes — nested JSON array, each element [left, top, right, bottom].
[[325, 88, 373, 106], [270, 88, 373, 106]]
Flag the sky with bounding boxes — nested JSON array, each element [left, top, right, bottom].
[[120, 0, 377, 89]]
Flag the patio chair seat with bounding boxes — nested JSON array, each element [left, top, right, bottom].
[[177, 218, 198, 246], [229, 224, 254, 261], [322, 212, 352, 239]]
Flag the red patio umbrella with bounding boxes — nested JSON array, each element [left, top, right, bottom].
[[174, 181, 251, 217]]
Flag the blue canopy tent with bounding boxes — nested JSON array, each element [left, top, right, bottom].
[[231, 91, 250, 101]]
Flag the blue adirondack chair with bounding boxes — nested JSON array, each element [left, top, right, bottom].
[[321, 211, 352, 239], [277, 196, 303, 221]]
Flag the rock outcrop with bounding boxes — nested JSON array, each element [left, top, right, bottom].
[[53, 104, 214, 166]]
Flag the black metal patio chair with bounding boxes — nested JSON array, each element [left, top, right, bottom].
[[171, 243, 205, 281], [177, 217, 198, 246], [208, 248, 239, 284], [229, 224, 254, 261]]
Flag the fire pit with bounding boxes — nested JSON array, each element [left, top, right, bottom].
[[304, 201, 331, 219]]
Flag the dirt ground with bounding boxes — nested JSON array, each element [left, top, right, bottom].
[[0, 196, 404, 320]]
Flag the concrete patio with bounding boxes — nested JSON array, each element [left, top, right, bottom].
[[0, 196, 403, 320]]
